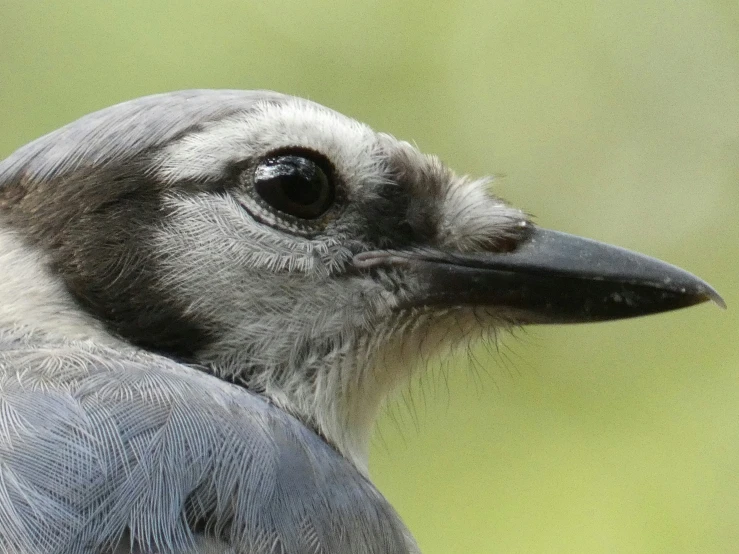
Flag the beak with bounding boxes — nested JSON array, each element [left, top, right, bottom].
[[354, 226, 725, 324]]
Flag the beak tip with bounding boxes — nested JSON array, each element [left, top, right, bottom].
[[659, 275, 725, 312], [706, 289, 727, 310], [681, 280, 725, 310]]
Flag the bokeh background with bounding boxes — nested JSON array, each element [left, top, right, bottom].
[[1, 1, 737, 552]]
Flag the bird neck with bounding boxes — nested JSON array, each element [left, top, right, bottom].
[[204, 329, 424, 475]]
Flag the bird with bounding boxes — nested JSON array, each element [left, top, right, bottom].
[[0, 89, 724, 554]]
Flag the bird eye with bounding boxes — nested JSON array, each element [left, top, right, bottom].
[[253, 153, 334, 220]]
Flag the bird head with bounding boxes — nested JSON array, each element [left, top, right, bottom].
[[0, 90, 722, 471]]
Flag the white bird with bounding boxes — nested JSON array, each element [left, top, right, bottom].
[[0, 90, 723, 553]]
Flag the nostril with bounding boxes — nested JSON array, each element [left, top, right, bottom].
[[487, 219, 534, 253], [491, 235, 521, 253]]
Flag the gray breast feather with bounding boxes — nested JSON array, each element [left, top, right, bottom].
[[0, 330, 410, 554]]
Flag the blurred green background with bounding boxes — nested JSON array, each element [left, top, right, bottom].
[[1, 1, 737, 552]]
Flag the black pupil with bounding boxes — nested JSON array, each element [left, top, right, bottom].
[[253, 155, 333, 219], [282, 173, 321, 205]]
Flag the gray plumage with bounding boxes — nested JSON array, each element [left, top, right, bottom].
[[0, 327, 407, 553], [0, 89, 720, 553]]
